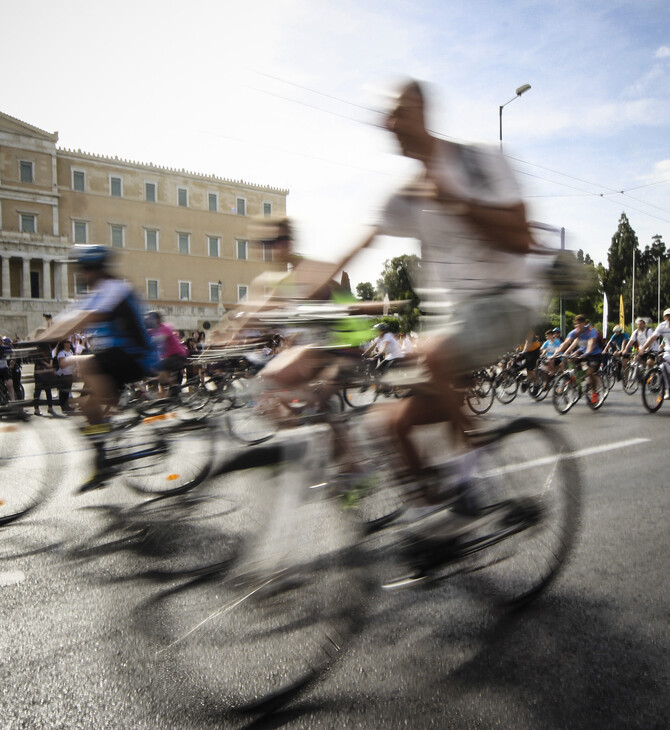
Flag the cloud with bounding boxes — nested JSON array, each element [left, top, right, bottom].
[[655, 45, 670, 58]]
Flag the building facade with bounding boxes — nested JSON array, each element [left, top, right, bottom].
[[0, 111, 288, 338]]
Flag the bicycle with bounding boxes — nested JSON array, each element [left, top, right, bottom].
[[552, 357, 607, 414], [641, 360, 670, 413], [622, 353, 658, 395], [145, 411, 581, 716]]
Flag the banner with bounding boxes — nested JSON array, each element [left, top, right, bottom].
[[602, 294, 608, 338], [619, 294, 625, 329]]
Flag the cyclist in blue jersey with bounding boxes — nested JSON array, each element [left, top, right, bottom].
[[552, 314, 603, 404], [37, 245, 157, 428]]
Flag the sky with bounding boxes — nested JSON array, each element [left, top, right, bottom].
[[3, 0, 670, 289]]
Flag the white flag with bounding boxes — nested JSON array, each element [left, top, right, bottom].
[[602, 293, 608, 338]]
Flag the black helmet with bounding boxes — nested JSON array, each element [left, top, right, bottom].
[[70, 244, 114, 270], [374, 322, 390, 332]]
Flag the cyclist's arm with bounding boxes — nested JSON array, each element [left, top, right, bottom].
[[638, 333, 658, 356], [34, 308, 99, 343]]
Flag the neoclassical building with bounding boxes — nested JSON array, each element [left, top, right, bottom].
[[0, 111, 288, 338]]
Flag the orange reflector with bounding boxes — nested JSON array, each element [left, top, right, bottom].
[[142, 412, 177, 424], [0, 426, 19, 432], [166, 474, 180, 481]]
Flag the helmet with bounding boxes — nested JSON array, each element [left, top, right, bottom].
[[552, 327, 560, 333], [664, 308, 670, 317], [1, 336, 11, 345], [70, 244, 114, 269], [373, 322, 390, 332], [613, 325, 622, 333]]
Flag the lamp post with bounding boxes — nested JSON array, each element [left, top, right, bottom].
[[499, 83, 531, 149]]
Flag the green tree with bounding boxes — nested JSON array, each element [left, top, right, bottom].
[[355, 281, 375, 300], [375, 254, 421, 332], [340, 271, 352, 296], [602, 213, 640, 323]]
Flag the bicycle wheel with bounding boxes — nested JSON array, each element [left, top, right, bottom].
[[641, 366, 665, 413], [528, 371, 552, 402], [552, 373, 579, 415], [0, 422, 51, 526], [455, 417, 581, 607], [466, 372, 495, 415], [342, 379, 379, 408], [494, 371, 519, 404], [224, 394, 278, 445], [585, 378, 607, 410], [118, 419, 214, 495], [146, 443, 371, 714], [622, 364, 639, 395]]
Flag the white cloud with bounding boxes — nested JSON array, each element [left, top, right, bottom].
[[655, 45, 670, 58]]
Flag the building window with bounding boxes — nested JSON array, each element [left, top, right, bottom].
[[263, 202, 272, 217], [73, 220, 88, 243], [237, 285, 248, 302], [236, 239, 248, 260], [178, 233, 190, 255], [236, 197, 246, 216], [147, 279, 159, 300], [110, 176, 123, 197], [74, 274, 89, 295], [145, 229, 158, 251], [110, 225, 124, 248], [263, 243, 273, 262], [72, 170, 86, 192], [20, 214, 36, 234], [179, 281, 191, 300], [209, 282, 221, 302], [145, 182, 157, 202], [178, 187, 188, 207], [208, 193, 218, 212], [20, 160, 34, 183], [208, 236, 220, 257]]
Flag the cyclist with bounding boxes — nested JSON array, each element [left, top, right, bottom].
[[623, 317, 657, 368], [36, 245, 158, 488], [603, 325, 629, 380], [636, 308, 670, 399], [145, 310, 189, 395], [307, 79, 542, 547], [362, 322, 405, 375], [552, 315, 603, 404]]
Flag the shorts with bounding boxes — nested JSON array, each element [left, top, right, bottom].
[[521, 348, 540, 371], [95, 348, 146, 388], [579, 353, 602, 370], [0, 367, 10, 381], [427, 293, 536, 374]]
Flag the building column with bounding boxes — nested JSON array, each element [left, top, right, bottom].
[[22, 257, 31, 299], [1, 256, 10, 298], [57, 261, 69, 300], [42, 259, 52, 300]]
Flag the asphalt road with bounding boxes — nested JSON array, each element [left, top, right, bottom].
[[1, 386, 668, 729]]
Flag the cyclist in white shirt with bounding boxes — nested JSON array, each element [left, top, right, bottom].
[[363, 322, 405, 374], [637, 308, 670, 398], [624, 317, 658, 368]]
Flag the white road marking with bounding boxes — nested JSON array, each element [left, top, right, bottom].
[[0, 570, 26, 587]]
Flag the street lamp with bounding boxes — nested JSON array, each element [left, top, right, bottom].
[[499, 83, 531, 149]]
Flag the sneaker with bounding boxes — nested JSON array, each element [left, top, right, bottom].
[[664, 392, 670, 400], [34, 408, 41, 416]]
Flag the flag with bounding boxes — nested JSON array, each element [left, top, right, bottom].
[[602, 294, 608, 338], [619, 294, 625, 329]]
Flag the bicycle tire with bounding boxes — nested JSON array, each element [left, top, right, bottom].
[[622, 364, 640, 395], [552, 373, 579, 415], [117, 419, 214, 496], [0, 422, 51, 526], [585, 378, 607, 410], [146, 439, 371, 714], [641, 366, 665, 413], [454, 417, 581, 607], [465, 372, 495, 415], [494, 371, 519, 405], [342, 380, 379, 408], [528, 371, 552, 402], [224, 397, 278, 445]]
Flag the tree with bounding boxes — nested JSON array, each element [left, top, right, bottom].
[[375, 254, 421, 332], [602, 213, 640, 322], [340, 271, 352, 296], [355, 281, 375, 300]]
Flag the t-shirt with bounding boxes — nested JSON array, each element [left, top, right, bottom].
[[78, 278, 158, 373], [151, 322, 188, 359], [377, 140, 542, 317], [651, 322, 670, 355], [375, 331, 405, 361], [629, 327, 658, 352], [541, 338, 562, 357], [567, 325, 602, 355], [607, 332, 629, 350]]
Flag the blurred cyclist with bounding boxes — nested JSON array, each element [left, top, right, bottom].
[[37, 246, 158, 487]]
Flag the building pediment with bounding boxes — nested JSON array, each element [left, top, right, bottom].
[[0, 111, 58, 143]]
